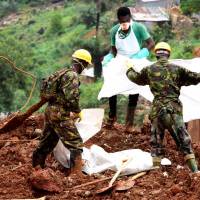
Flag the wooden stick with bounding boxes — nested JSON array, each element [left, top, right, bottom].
[[0, 138, 39, 142], [129, 171, 146, 181], [11, 197, 46, 200], [67, 176, 113, 190], [109, 159, 132, 187]]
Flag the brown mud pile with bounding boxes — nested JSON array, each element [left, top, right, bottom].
[[0, 114, 200, 200]]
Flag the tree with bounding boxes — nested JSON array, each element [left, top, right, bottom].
[[0, 35, 34, 112], [181, 0, 200, 15]]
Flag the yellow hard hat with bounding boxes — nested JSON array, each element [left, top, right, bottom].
[[154, 42, 171, 53], [72, 49, 92, 64]]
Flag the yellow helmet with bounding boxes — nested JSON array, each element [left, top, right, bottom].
[[154, 42, 171, 53], [72, 49, 92, 64]]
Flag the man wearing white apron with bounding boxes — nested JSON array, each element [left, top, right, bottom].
[[106, 7, 154, 132]]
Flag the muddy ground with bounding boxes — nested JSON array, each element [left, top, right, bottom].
[[1, 114, 200, 200]]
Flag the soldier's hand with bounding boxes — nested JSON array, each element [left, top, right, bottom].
[[70, 112, 82, 122], [78, 111, 83, 121], [125, 59, 134, 70]]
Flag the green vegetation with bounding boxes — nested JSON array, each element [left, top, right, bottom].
[[180, 0, 200, 15]]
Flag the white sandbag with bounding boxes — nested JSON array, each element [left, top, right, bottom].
[[82, 145, 171, 175], [82, 145, 115, 174]]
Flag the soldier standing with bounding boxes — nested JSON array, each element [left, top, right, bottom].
[[32, 49, 92, 176], [126, 42, 200, 172]]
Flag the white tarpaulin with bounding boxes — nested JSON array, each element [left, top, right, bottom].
[[98, 56, 200, 122], [82, 145, 171, 175], [75, 108, 104, 142], [53, 108, 104, 167], [54, 143, 171, 175]]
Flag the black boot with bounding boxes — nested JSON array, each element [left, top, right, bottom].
[[125, 106, 136, 133], [32, 149, 47, 169]]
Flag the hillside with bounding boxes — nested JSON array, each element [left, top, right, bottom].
[[0, 1, 200, 199], [0, 0, 199, 114]]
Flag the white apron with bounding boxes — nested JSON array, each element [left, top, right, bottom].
[[115, 23, 140, 57]]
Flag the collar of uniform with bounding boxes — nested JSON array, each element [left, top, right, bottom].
[[157, 57, 168, 66]]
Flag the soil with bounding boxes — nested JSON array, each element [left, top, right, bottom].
[[0, 114, 200, 200]]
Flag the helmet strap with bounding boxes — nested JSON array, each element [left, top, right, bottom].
[[72, 58, 86, 72]]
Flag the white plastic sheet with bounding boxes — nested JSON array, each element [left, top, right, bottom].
[[83, 145, 171, 175], [81, 67, 94, 77], [75, 108, 104, 143], [54, 143, 171, 175], [98, 56, 200, 122], [53, 108, 104, 168]]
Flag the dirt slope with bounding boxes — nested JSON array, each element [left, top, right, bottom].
[[0, 114, 200, 200]]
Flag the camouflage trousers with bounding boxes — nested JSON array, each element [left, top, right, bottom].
[[35, 105, 83, 158], [150, 110, 193, 157]]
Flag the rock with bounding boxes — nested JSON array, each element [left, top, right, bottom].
[[4, 142, 11, 147], [27, 20, 36, 25], [170, 184, 182, 195], [193, 47, 200, 57], [84, 190, 92, 197], [34, 128, 43, 136], [29, 168, 63, 193], [151, 189, 161, 195], [38, 27, 45, 35]]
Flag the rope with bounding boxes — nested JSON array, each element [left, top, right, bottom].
[[0, 56, 36, 111]]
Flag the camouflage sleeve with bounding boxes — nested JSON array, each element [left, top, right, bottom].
[[126, 67, 149, 85], [178, 67, 200, 86], [60, 70, 80, 113]]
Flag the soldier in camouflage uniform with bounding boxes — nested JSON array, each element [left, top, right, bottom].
[[32, 49, 92, 176], [126, 42, 200, 172]]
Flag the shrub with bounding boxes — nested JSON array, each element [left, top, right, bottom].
[[49, 14, 64, 35], [181, 0, 200, 15], [150, 22, 175, 43]]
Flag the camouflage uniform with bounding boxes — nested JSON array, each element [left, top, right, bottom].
[[126, 57, 200, 158], [33, 68, 83, 168]]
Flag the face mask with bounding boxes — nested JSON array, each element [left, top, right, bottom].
[[120, 22, 130, 31]]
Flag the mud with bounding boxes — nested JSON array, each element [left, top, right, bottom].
[[0, 114, 200, 200]]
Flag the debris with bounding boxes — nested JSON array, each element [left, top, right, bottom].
[[163, 172, 168, 177], [0, 137, 39, 143], [177, 165, 184, 169], [69, 176, 112, 190], [1, 114, 200, 199], [170, 184, 182, 195], [0, 99, 47, 133]]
